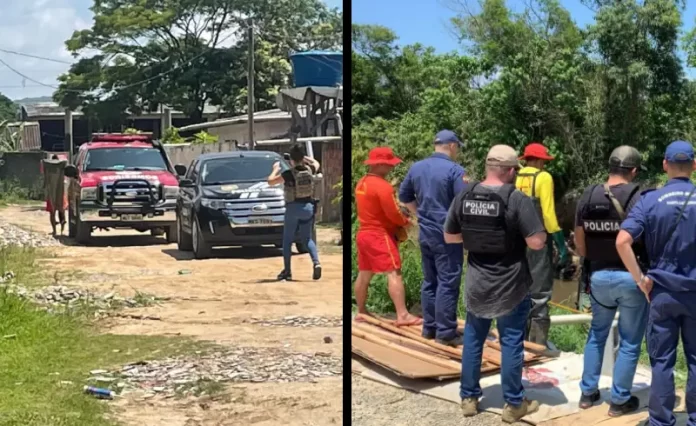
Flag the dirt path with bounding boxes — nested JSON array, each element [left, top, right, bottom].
[[0, 205, 343, 426]]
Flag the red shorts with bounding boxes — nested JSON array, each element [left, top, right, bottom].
[[356, 231, 401, 273]]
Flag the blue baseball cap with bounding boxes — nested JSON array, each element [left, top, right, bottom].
[[434, 130, 464, 147], [665, 140, 695, 163]]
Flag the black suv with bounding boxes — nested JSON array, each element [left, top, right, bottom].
[[176, 151, 317, 259]]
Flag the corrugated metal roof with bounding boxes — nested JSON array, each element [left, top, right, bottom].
[[21, 102, 222, 118], [177, 109, 293, 132]]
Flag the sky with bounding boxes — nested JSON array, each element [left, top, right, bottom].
[[0, 0, 343, 102], [351, 0, 696, 77]]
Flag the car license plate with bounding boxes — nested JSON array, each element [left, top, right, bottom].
[[122, 214, 143, 221], [249, 217, 273, 225]]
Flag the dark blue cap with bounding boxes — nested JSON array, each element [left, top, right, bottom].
[[665, 140, 695, 163], [434, 130, 464, 147]]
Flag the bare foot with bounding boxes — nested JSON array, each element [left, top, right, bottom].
[[394, 314, 423, 326], [354, 312, 373, 323]]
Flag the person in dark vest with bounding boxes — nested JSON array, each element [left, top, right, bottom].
[[399, 129, 467, 347], [267, 144, 321, 281], [617, 140, 696, 426], [515, 142, 568, 347], [574, 146, 647, 416], [444, 144, 546, 423]]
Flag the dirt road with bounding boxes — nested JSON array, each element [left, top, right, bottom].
[[0, 205, 343, 426]]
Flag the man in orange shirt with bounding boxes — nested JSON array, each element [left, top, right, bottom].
[[354, 146, 422, 326]]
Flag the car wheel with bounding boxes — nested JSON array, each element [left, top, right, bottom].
[[192, 217, 211, 259], [68, 207, 77, 238], [74, 211, 91, 244], [177, 217, 193, 251]]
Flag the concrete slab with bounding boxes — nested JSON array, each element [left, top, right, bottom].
[[356, 353, 652, 425]]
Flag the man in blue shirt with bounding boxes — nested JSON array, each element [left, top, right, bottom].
[[399, 129, 467, 347], [617, 140, 696, 426]]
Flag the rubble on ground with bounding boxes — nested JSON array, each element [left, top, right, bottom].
[[0, 276, 162, 316], [244, 315, 343, 328], [0, 223, 60, 247], [86, 347, 343, 398]]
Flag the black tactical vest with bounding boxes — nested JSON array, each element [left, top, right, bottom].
[[580, 183, 640, 264], [459, 182, 525, 256]]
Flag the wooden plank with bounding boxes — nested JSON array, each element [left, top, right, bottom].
[[352, 328, 463, 370], [354, 323, 456, 360], [378, 316, 505, 365]]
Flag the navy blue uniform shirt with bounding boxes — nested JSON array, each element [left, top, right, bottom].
[[398, 153, 466, 245], [622, 177, 696, 293]]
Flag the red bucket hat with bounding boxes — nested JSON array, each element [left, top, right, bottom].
[[520, 142, 554, 161], [364, 146, 402, 166]]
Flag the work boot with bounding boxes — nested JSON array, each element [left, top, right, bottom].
[[421, 329, 436, 340], [460, 397, 479, 417], [276, 270, 292, 281], [579, 390, 601, 409], [502, 399, 540, 423], [436, 333, 463, 347], [608, 396, 639, 417]]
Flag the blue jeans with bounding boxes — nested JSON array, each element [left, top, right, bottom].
[[460, 296, 531, 406], [282, 201, 319, 273], [580, 269, 648, 405], [420, 240, 463, 341]]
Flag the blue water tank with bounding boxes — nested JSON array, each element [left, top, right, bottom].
[[289, 51, 343, 87]]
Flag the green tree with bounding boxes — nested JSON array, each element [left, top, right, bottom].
[[0, 93, 17, 122], [54, 0, 342, 123]]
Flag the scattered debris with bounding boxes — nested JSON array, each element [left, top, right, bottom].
[[0, 279, 165, 317], [0, 223, 60, 247], [86, 347, 343, 398], [112, 313, 162, 321], [323, 336, 333, 344], [177, 269, 191, 275], [3, 334, 17, 339], [244, 315, 342, 328], [84, 385, 115, 400]]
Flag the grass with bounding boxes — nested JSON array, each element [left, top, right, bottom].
[[0, 179, 42, 206], [0, 245, 201, 425]]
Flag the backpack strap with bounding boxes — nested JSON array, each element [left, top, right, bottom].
[[517, 170, 541, 198], [602, 183, 640, 220], [500, 183, 516, 206]]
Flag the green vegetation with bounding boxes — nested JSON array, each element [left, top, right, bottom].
[[53, 0, 342, 126], [0, 246, 199, 425], [352, 1, 695, 380], [0, 179, 42, 205]]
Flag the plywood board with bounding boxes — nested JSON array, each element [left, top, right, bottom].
[[352, 336, 461, 380]]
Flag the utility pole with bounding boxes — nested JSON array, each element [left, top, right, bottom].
[[64, 108, 73, 162], [247, 18, 255, 150]]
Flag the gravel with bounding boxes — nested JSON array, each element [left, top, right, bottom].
[[352, 375, 524, 426], [0, 279, 163, 316], [243, 315, 343, 328], [87, 348, 343, 399], [0, 223, 60, 247]]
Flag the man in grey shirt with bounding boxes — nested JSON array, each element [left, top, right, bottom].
[[444, 144, 547, 423]]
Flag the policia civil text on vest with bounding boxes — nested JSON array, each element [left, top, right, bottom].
[[458, 182, 526, 257]]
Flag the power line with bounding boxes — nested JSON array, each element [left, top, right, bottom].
[[0, 31, 238, 95], [0, 57, 60, 90], [0, 48, 73, 65]]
